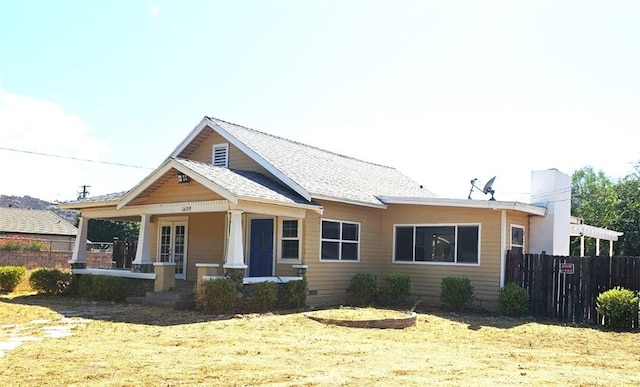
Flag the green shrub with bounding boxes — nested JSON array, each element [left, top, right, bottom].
[[596, 287, 639, 329], [250, 281, 278, 311], [347, 273, 378, 306], [0, 266, 27, 293], [440, 276, 474, 311], [76, 275, 144, 302], [280, 279, 308, 309], [498, 282, 529, 317], [381, 272, 411, 304], [195, 278, 237, 314], [29, 268, 72, 295]]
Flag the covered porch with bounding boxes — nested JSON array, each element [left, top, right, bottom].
[[68, 199, 313, 292]]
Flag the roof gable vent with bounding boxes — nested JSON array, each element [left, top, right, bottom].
[[213, 143, 229, 167]]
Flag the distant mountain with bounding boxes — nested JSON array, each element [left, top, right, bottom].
[[0, 195, 78, 226]]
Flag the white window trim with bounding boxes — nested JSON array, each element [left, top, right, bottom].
[[212, 143, 229, 167], [392, 223, 481, 266], [319, 218, 361, 262], [510, 224, 525, 253], [277, 217, 302, 263]]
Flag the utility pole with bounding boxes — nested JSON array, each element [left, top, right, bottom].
[[77, 185, 91, 200]]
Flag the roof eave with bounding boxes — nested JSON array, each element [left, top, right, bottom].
[[311, 193, 388, 209], [378, 196, 547, 216], [117, 159, 239, 210]]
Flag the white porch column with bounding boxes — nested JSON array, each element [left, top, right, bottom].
[[596, 238, 601, 256], [69, 216, 88, 269], [132, 213, 154, 273], [580, 235, 585, 257], [609, 241, 614, 257], [224, 210, 247, 269]]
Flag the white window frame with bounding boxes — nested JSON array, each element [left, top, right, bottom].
[[277, 217, 302, 263], [392, 223, 481, 266], [212, 143, 229, 167], [510, 224, 525, 254], [319, 218, 361, 262]]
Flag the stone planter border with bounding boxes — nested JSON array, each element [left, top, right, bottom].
[[305, 310, 417, 329]]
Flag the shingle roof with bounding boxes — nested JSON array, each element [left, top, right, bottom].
[[174, 158, 318, 206], [208, 117, 437, 206], [0, 208, 78, 236]]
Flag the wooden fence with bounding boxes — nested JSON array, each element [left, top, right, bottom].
[[112, 240, 137, 269], [505, 252, 640, 326]]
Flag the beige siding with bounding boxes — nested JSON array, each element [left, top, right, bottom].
[[303, 201, 385, 305], [184, 212, 226, 281], [301, 202, 509, 309], [149, 213, 226, 282], [187, 131, 278, 180], [130, 174, 224, 206], [380, 204, 503, 309]]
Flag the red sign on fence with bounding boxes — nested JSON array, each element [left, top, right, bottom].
[[559, 263, 574, 274]]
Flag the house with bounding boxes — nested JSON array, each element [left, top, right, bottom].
[[0, 208, 78, 251], [60, 116, 622, 309]]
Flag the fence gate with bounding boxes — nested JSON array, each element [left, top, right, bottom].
[[112, 240, 137, 269], [505, 252, 640, 326]]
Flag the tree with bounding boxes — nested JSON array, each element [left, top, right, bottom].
[[571, 165, 640, 256], [611, 170, 640, 256], [87, 219, 140, 242], [570, 167, 617, 256]]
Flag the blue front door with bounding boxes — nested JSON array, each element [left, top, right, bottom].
[[249, 219, 274, 277]]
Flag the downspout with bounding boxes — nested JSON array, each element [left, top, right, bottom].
[[499, 210, 507, 288]]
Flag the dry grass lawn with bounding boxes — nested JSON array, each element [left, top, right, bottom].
[[0, 293, 638, 386]]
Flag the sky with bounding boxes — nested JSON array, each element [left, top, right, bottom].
[[1, 1, 639, 204]]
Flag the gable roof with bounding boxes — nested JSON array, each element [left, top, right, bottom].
[[0, 208, 78, 236], [115, 158, 321, 211], [171, 116, 437, 207]]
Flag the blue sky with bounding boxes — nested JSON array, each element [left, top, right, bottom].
[[1, 1, 639, 202]]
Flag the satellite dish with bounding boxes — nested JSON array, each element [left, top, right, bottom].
[[482, 176, 496, 200], [468, 176, 497, 201]]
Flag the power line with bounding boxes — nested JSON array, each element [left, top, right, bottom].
[[0, 146, 154, 169]]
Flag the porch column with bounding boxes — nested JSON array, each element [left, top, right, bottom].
[[224, 210, 246, 288], [132, 213, 154, 273], [580, 235, 585, 257], [596, 238, 601, 256], [69, 216, 88, 269], [609, 241, 614, 257]]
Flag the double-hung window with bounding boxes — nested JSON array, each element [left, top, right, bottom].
[[320, 219, 360, 261], [394, 224, 480, 264], [511, 225, 525, 254], [280, 219, 301, 261]]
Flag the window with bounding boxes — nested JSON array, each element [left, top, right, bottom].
[[280, 219, 300, 260], [394, 224, 480, 264], [212, 143, 229, 167], [511, 225, 524, 254], [320, 219, 360, 261]]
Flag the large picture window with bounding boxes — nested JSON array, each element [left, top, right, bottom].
[[320, 219, 360, 261], [394, 224, 480, 264]]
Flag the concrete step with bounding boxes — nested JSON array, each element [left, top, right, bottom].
[[145, 290, 193, 302]]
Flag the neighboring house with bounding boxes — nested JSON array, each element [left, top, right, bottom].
[[60, 116, 621, 309], [0, 208, 78, 251]]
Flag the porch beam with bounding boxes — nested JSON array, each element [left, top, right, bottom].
[[81, 200, 229, 219], [224, 209, 247, 269]]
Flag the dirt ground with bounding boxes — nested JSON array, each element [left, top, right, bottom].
[[1, 294, 638, 386]]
